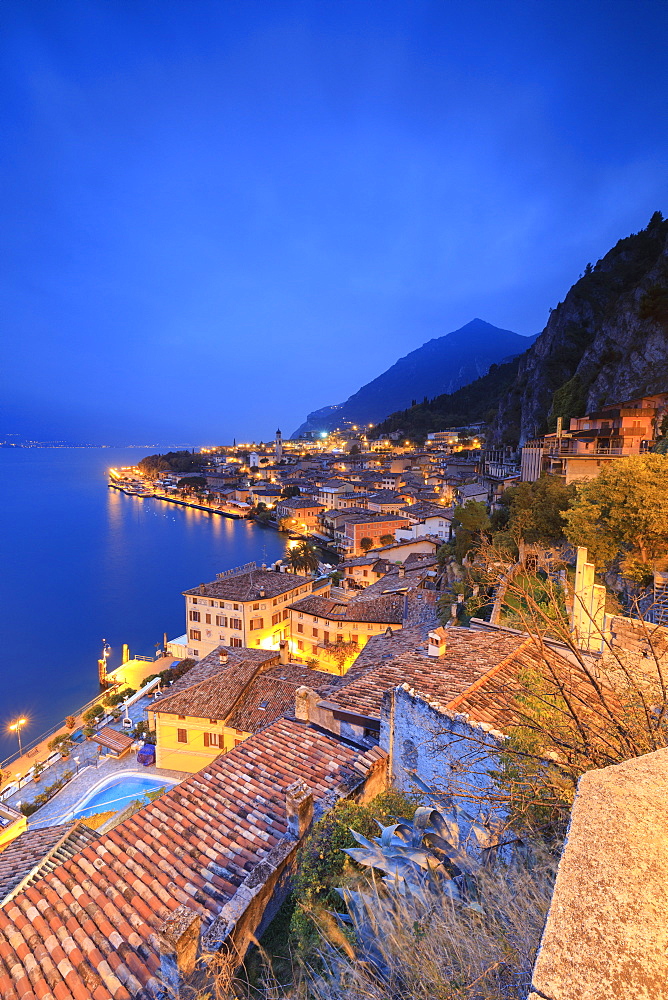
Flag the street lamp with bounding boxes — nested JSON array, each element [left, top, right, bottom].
[[8, 718, 27, 756]]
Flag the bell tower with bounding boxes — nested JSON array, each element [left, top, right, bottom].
[[275, 428, 283, 462]]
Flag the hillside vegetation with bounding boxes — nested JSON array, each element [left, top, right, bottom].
[[369, 356, 521, 441]]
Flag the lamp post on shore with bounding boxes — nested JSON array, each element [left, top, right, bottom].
[[9, 718, 27, 756]]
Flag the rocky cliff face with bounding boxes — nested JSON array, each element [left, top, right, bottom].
[[492, 213, 668, 446]]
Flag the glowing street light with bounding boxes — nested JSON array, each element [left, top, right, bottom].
[[9, 717, 27, 756]]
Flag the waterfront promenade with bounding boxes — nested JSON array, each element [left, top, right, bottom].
[[109, 480, 245, 518], [1, 655, 174, 803]]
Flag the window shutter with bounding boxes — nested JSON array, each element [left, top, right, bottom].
[[204, 732, 210, 747]]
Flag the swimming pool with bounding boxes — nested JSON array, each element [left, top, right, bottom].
[[72, 773, 177, 819]]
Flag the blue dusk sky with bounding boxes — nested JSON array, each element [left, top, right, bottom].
[[1, 0, 667, 445]]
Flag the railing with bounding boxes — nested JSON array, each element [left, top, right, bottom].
[[0, 683, 121, 769], [216, 561, 257, 579], [545, 445, 625, 458]]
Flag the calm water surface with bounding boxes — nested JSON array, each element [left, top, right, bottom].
[[0, 448, 287, 760]]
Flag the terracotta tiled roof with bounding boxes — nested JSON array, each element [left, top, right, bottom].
[[92, 727, 135, 754], [403, 553, 439, 568], [290, 594, 404, 625], [183, 569, 305, 602], [227, 665, 336, 733], [165, 647, 280, 697], [152, 658, 265, 719], [338, 555, 385, 569], [329, 629, 529, 719], [0, 822, 98, 905], [0, 718, 381, 1000], [276, 498, 324, 510], [446, 640, 617, 731], [349, 563, 437, 601], [405, 502, 454, 520], [289, 596, 346, 618]]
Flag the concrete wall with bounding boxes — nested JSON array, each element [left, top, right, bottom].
[[530, 749, 668, 1000]]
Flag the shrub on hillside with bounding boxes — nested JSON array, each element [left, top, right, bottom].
[[290, 789, 418, 951]]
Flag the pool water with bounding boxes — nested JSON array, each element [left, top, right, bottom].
[[73, 775, 170, 818]]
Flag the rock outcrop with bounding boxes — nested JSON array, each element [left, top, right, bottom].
[[492, 212, 668, 446]]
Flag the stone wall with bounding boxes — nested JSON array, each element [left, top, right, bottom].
[[380, 683, 505, 823], [530, 748, 668, 1000]]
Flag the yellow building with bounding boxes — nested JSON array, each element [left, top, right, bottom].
[[288, 593, 404, 674], [149, 647, 334, 772], [0, 802, 26, 851], [183, 565, 326, 659]]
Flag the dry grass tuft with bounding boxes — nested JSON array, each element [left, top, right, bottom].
[[297, 850, 555, 1000]]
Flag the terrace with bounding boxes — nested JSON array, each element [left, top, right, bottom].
[[1, 678, 188, 829]]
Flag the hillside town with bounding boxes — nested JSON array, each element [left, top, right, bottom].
[[1, 389, 668, 998]]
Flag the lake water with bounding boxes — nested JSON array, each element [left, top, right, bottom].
[[0, 448, 288, 762]]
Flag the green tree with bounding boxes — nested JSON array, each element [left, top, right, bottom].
[[296, 540, 320, 575], [287, 545, 303, 574], [281, 485, 301, 498], [379, 533, 395, 545], [452, 501, 490, 561], [137, 454, 170, 479], [360, 537, 374, 552], [563, 454, 668, 581], [455, 500, 490, 533], [495, 477, 575, 544], [177, 475, 207, 493], [323, 639, 360, 673]]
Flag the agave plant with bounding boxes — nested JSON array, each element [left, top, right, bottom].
[[343, 803, 498, 891], [325, 803, 495, 974]]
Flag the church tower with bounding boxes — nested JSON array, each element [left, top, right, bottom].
[[275, 428, 283, 462]]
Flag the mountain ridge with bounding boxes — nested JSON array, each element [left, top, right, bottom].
[[292, 319, 536, 437]]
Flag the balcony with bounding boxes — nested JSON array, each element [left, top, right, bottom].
[[544, 443, 625, 459]]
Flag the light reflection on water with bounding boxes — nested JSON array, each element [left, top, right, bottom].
[[0, 448, 288, 760]]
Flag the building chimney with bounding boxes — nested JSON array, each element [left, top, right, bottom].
[[398, 564, 406, 578], [295, 685, 318, 722], [428, 627, 448, 658], [279, 639, 289, 665], [219, 649, 229, 665], [158, 905, 202, 996], [286, 779, 313, 839], [259, 587, 266, 598], [199, 583, 206, 595]]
